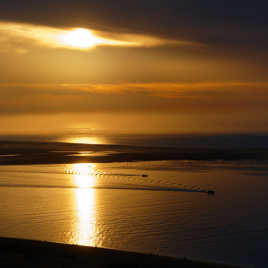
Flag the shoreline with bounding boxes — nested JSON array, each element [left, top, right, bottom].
[[0, 237, 244, 268]]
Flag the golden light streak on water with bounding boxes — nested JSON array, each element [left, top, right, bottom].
[[64, 136, 106, 145], [71, 163, 98, 246]]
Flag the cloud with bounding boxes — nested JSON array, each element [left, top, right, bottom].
[[0, 22, 194, 53], [0, 1, 268, 134], [0, 0, 267, 57], [1, 81, 268, 115], [3, 81, 268, 94]]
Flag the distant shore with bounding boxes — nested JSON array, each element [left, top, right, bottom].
[[0, 237, 244, 268], [0, 141, 267, 165]]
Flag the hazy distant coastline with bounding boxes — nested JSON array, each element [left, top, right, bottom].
[[0, 140, 267, 165], [1, 133, 268, 149]]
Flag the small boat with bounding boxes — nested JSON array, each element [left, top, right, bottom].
[[207, 190, 215, 195]]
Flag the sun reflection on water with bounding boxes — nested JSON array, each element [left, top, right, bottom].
[[66, 136, 106, 145], [71, 163, 98, 246], [72, 163, 96, 188]]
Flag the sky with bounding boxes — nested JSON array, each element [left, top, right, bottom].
[[1, 1, 268, 136]]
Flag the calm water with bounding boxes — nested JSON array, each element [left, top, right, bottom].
[[0, 160, 268, 267], [2, 133, 268, 148]]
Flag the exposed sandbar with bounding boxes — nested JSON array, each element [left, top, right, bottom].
[[0, 141, 267, 165]]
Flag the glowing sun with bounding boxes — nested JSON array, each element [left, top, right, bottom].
[[59, 28, 103, 49]]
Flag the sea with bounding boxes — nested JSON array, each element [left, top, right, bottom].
[[0, 133, 268, 268]]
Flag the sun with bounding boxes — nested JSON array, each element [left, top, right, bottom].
[[59, 28, 103, 49]]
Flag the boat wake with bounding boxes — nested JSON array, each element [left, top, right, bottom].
[[0, 183, 214, 194]]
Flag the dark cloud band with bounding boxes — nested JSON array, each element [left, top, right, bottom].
[[0, 0, 267, 51]]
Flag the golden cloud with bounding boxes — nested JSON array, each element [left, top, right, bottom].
[[1, 81, 268, 96], [0, 21, 196, 52]]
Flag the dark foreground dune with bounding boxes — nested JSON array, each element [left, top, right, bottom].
[[0, 237, 244, 268]]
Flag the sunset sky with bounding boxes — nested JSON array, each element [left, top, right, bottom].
[[1, 1, 268, 135]]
